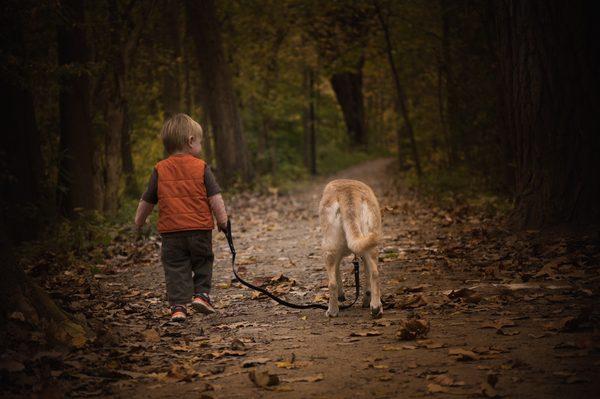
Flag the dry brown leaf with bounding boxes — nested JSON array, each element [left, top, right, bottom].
[[418, 340, 445, 349], [141, 328, 160, 343], [481, 319, 516, 330], [0, 360, 25, 373], [427, 383, 449, 393], [282, 373, 324, 383], [210, 349, 246, 359], [448, 348, 480, 361], [481, 382, 499, 397], [241, 357, 270, 368], [350, 330, 382, 337], [497, 329, 520, 336], [396, 294, 428, 309], [396, 318, 430, 340], [249, 369, 280, 388]]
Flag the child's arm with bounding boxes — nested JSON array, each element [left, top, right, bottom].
[[135, 168, 159, 229], [204, 165, 228, 231], [135, 200, 155, 228], [208, 194, 228, 231]]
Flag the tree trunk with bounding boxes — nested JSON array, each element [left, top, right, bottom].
[[330, 59, 367, 149], [439, 0, 460, 165], [162, 0, 183, 119], [0, 84, 44, 242], [495, 0, 600, 227], [121, 103, 138, 198], [103, 96, 124, 214], [374, 0, 422, 177], [57, 0, 99, 213], [186, 0, 253, 186], [303, 67, 317, 175]]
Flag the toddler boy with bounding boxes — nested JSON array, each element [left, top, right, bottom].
[[134, 114, 228, 322]]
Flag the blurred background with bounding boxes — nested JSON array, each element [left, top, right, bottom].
[[1, 0, 599, 243]]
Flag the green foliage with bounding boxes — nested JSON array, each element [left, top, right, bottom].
[[18, 210, 111, 271], [404, 165, 511, 217]]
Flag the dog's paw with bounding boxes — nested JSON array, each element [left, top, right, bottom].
[[326, 308, 339, 318], [338, 293, 346, 302], [370, 306, 383, 319], [362, 291, 371, 308]]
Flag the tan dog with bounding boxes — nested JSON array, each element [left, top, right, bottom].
[[318, 179, 382, 318]]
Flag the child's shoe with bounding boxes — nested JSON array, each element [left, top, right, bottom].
[[191, 293, 216, 314], [170, 305, 187, 322]]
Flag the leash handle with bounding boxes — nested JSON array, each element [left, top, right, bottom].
[[225, 219, 236, 257]]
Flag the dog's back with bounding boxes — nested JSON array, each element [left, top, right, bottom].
[[319, 179, 381, 256]]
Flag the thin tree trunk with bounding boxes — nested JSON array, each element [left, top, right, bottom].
[[303, 67, 317, 175], [103, 96, 124, 214], [57, 0, 99, 213], [439, 0, 459, 165], [495, 0, 600, 226], [374, 0, 422, 177], [121, 102, 138, 197], [186, 0, 253, 185], [162, 0, 183, 118]]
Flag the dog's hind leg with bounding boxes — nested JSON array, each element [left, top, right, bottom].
[[361, 256, 371, 308], [335, 260, 345, 302], [364, 248, 383, 318], [325, 250, 343, 317]]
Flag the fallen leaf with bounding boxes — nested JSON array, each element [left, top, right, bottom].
[[429, 374, 454, 386], [0, 360, 25, 372], [281, 373, 324, 383], [481, 382, 499, 397], [8, 312, 25, 322], [230, 338, 246, 350], [167, 362, 198, 382], [141, 329, 160, 343], [481, 319, 515, 330], [418, 340, 446, 349], [210, 350, 246, 359], [447, 288, 475, 300], [350, 330, 382, 337], [396, 294, 428, 309], [427, 383, 449, 393], [241, 357, 270, 368], [496, 329, 520, 336], [448, 348, 480, 361], [275, 361, 295, 369], [396, 318, 430, 340], [248, 369, 280, 388]]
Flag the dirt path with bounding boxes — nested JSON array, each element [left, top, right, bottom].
[[14, 158, 598, 398]]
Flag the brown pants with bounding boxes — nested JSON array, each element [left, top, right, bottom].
[[160, 230, 213, 305]]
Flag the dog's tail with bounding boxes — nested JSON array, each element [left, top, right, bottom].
[[340, 198, 379, 255]]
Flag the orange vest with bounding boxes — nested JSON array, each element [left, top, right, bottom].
[[156, 154, 214, 233]]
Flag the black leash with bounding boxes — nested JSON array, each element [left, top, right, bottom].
[[224, 220, 360, 310]]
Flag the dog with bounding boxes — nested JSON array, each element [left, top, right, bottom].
[[318, 179, 382, 318]]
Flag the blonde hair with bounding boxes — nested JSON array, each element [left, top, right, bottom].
[[161, 113, 203, 154]]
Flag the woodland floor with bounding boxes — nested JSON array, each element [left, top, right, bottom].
[[3, 158, 600, 398]]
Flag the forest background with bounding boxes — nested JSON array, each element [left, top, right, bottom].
[[1, 0, 599, 348]]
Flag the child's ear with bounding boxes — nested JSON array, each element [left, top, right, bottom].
[[188, 135, 195, 146]]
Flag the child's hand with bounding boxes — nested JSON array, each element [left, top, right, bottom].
[[135, 222, 151, 241], [217, 221, 228, 233]]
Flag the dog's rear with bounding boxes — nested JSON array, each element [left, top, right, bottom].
[[319, 179, 382, 318]]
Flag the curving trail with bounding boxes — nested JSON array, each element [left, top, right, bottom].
[[50, 158, 599, 398]]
